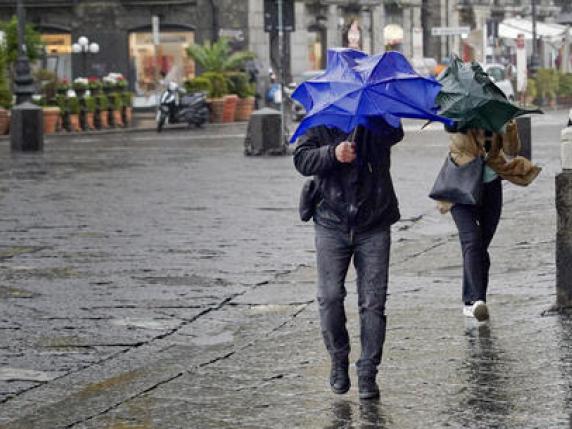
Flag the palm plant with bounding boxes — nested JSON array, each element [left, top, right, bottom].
[[186, 38, 255, 74]]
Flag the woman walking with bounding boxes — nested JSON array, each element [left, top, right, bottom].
[[436, 121, 541, 321]]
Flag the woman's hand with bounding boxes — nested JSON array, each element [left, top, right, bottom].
[[335, 141, 356, 163]]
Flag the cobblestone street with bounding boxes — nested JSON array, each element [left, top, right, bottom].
[[0, 111, 570, 428]]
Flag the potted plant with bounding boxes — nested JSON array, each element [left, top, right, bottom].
[[73, 77, 88, 98], [186, 38, 255, 123], [84, 96, 96, 130], [38, 97, 60, 134], [55, 94, 69, 131], [202, 71, 228, 123], [95, 94, 109, 128], [56, 80, 69, 96], [110, 92, 124, 127], [558, 72, 572, 106], [88, 78, 102, 95], [115, 77, 128, 93], [0, 46, 11, 135], [536, 68, 559, 108], [35, 68, 57, 101], [121, 91, 133, 126], [102, 76, 115, 95], [184, 76, 212, 95], [68, 97, 81, 131], [526, 78, 537, 106], [228, 72, 255, 121]]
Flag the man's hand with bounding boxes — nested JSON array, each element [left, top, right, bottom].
[[335, 141, 356, 163]]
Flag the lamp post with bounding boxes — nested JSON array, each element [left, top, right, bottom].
[[10, 0, 43, 152], [530, 0, 540, 75], [72, 36, 100, 77]]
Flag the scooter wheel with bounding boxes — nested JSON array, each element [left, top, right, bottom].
[[157, 113, 166, 133]]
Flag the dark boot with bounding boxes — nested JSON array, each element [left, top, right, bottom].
[[358, 375, 379, 400], [330, 360, 350, 394]]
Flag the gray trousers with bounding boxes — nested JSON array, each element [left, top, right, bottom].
[[314, 223, 390, 377]]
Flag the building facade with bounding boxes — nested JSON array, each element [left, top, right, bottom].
[[0, 0, 564, 102], [0, 0, 250, 96]]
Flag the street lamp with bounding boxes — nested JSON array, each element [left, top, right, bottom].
[[11, 0, 43, 152], [530, 0, 541, 75], [72, 36, 100, 77]]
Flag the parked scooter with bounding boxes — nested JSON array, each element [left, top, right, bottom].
[[156, 82, 209, 132]]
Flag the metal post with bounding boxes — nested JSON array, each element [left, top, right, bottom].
[[277, 0, 285, 147], [531, 0, 540, 73], [10, 0, 43, 152], [556, 126, 572, 308]]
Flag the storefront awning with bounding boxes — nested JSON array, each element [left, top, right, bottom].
[[499, 17, 571, 42]]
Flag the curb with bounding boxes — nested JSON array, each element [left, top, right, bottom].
[[0, 121, 250, 142]]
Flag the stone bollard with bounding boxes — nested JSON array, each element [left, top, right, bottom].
[[556, 125, 572, 308], [516, 116, 532, 160], [10, 101, 43, 152], [244, 108, 287, 156]]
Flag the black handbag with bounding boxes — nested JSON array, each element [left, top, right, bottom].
[[429, 154, 484, 205], [299, 178, 321, 222]]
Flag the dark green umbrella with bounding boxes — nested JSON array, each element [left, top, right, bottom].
[[436, 56, 541, 132]]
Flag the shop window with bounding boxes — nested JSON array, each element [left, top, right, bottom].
[[308, 31, 324, 71], [41, 33, 72, 82], [129, 31, 195, 94]]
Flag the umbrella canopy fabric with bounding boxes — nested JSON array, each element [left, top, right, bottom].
[[437, 56, 541, 133], [290, 49, 453, 142], [293, 48, 367, 113]]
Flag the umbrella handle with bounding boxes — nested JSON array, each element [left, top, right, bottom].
[[349, 126, 359, 143]]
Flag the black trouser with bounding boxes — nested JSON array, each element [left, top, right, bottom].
[[451, 178, 502, 303], [314, 224, 390, 377]]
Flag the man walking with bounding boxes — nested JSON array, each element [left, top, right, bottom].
[[293, 122, 403, 400]]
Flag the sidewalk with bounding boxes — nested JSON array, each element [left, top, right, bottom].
[[0, 110, 570, 428], [0, 110, 249, 142]]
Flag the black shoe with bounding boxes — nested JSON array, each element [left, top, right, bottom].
[[330, 361, 350, 394], [358, 376, 380, 400]]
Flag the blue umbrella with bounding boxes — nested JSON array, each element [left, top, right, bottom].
[[290, 50, 454, 142], [293, 48, 367, 113]]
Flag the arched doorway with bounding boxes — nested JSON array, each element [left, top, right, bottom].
[[128, 24, 196, 95]]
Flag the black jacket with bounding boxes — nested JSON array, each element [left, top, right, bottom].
[[293, 124, 403, 234]]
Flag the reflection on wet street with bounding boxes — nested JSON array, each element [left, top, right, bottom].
[[323, 399, 389, 429], [454, 323, 513, 428]]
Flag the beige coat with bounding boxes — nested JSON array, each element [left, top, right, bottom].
[[437, 120, 541, 213]]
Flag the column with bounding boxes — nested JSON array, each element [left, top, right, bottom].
[[360, 8, 372, 54], [326, 4, 340, 50], [371, 3, 385, 54], [412, 3, 423, 59], [402, 6, 412, 57]]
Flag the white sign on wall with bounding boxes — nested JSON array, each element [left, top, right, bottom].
[[431, 26, 470, 37]]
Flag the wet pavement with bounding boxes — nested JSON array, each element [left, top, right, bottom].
[[0, 110, 570, 428]]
